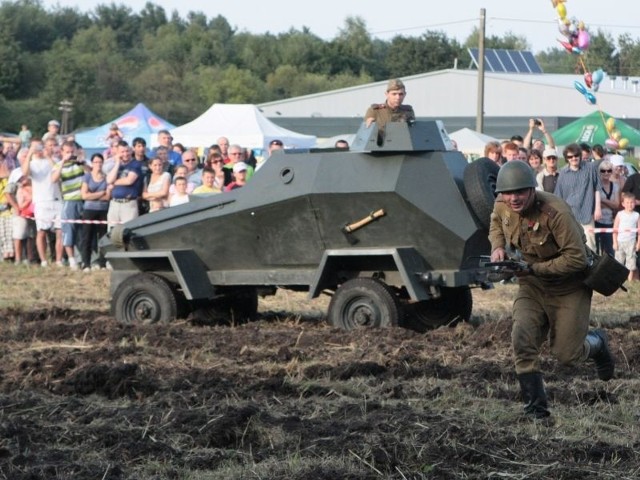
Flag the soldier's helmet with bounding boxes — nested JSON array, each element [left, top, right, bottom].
[[495, 160, 537, 193]]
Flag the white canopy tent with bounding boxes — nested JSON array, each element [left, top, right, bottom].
[[447, 127, 499, 158], [169, 103, 317, 151]]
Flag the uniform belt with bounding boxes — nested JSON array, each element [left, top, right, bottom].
[[112, 198, 137, 203]]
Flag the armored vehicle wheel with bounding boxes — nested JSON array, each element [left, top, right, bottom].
[[191, 287, 259, 325], [328, 278, 401, 330], [112, 273, 178, 325], [402, 287, 472, 332], [463, 158, 500, 230]]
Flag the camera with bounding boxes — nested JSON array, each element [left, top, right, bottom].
[[533, 119, 542, 127]]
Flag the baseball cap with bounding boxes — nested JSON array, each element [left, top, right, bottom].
[[543, 147, 558, 158], [610, 154, 625, 167], [233, 161, 248, 173], [48, 119, 60, 127], [386, 78, 405, 91]]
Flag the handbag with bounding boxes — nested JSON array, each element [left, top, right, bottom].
[[583, 249, 629, 296]]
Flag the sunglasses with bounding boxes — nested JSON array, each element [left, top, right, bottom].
[[600, 169, 612, 173], [211, 160, 223, 164], [545, 156, 557, 160], [565, 154, 579, 159]]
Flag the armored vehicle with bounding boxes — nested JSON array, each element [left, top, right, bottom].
[[102, 121, 500, 331]]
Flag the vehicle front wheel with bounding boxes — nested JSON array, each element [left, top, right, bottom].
[[328, 278, 401, 330], [112, 273, 178, 325]]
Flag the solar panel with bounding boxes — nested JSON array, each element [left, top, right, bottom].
[[468, 48, 543, 74]]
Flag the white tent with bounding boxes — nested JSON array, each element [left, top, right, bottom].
[[445, 128, 499, 158], [169, 103, 316, 151]]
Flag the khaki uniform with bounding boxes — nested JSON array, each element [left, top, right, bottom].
[[489, 191, 592, 374], [364, 103, 415, 130]]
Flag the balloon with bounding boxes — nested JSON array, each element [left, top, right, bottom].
[[572, 46, 583, 55], [584, 72, 593, 88], [557, 3, 567, 19], [618, 138, 630, 149], [558, 19, 571, 37], [574, 81, 587, 95], [606, 117, 616, 132], [559, 40, 575, 53], [577, 30, 590, 50], [585, 92, 597, 104], [592, 69, 604, 84], [612, 130, 622, 141], [605, 138, 619, 149]]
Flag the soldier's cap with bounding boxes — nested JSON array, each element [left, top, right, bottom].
[[233, 161, 248, 173], [48, 119, 60, 127], [543, 147, 558, 158], [386, 78, 406, 91]]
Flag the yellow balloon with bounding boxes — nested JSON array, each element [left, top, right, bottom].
[[618, 138, 629, 149], [556, 3, 567, 19], [612, 130, 622, 141], [606, 117, 616, 132]]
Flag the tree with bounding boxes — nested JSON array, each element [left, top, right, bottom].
[[385, 32, 463, 77], [618, 34, 640, 77], [326, 16, 374, 75], [0, 18, 22, 98]]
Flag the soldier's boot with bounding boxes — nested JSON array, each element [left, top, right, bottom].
[[517, 372, 551, 419], [586, 329, 615, 381]]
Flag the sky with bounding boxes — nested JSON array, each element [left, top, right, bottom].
[[41, 0, 640, 54]]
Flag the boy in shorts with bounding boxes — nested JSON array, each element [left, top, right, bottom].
[[613, 192, 640, 282]]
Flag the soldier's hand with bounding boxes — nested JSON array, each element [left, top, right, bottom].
[[490, 247, 506, 262]]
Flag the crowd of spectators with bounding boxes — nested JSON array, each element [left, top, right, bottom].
[[0, 121, 294, 271], [483, 118, 640, 281]]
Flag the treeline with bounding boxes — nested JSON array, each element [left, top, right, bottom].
[[2, 0, 640, 134]]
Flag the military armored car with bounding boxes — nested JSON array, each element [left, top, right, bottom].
[[101, 120, 500, 331]]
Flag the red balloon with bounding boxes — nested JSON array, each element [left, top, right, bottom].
[[584, 72, 593, 88], [559, 40, 574, 53]]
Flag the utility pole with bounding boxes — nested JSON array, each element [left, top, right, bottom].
[[476, 9, 486, 133], [59, 100, 73, 136]]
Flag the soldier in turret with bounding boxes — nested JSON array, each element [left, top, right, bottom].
[[364, 79, 415, 131]]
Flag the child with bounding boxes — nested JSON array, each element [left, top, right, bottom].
[[169, 176, 189, 207], [613, 192, 640, 282]]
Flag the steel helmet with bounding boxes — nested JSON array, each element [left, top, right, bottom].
[[495, 160, 537, 193]]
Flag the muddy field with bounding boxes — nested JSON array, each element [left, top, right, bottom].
[[1, 268, 640, 479]]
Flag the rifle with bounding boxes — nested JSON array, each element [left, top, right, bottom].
[[478, 258, 532, 282]]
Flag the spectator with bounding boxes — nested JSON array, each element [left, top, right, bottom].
[[205, 152, 231, 190], [554, 143, 602, 252], [169, 177, 190, 207], [106, 141, 142, 228], [580, 143, 593, 162], [225, 144, 254, 180], [510, 135, 524, 148], [50, 140, 86, 270], [527, 149, 543, 173], [335, 139, 349, 149], [172, 143, 186, 155], [192, 168, 221, 195], [22, 139, 63, 267], [105, 123, 123, 144], [523, 119, 556, 150], [153, 130, 181, 169], [502, 142, 519, 162], [42, 120, 62, 145], [142, 157, 171, 212], [0, 151, 14, 261], [612, 155, 629, 192], [225, 162, 249, 191], [181, 150, 202, 187], [592, 144, 605, 163], [216, 137, 230, 164], [484, 141, 503, 166], [256, 139, 284, 171], [613, 192, 640, 282], [18, 124, 32, 150], [536, 148, 560, 193], [169, 165, 196, 194], [79, 154, 110, 271], [10, 176, 35, 265], [595, 159, 619, 257]]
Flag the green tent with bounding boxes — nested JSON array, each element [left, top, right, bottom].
[[552, 111, 640, 148]]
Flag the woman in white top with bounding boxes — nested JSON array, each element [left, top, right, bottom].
[[142, 157, 171, 212]]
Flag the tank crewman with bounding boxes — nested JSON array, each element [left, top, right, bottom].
[[364, 78, 415, 130], [488, 160, 615, 421]]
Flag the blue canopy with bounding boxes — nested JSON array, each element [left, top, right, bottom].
[[75, 103, 175, 149]]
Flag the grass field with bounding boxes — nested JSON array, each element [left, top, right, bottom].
[[1, 263, 639, 479]]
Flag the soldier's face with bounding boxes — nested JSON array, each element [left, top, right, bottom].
[[385, 89, 406, 109], [501, 188, 535, 214]]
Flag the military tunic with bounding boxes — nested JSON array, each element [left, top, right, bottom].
[[364, 103, 415, 130], [489, 191, 593, 374]]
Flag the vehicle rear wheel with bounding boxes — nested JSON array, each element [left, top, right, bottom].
[[191, 287, 259, 326], [402, 287, 472, 332], [463, 158, 500, 230], [112, 273, 178, 325], [328, 278, 401, 330]]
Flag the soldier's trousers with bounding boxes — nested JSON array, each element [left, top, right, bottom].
[[511, 281, 592, 374]]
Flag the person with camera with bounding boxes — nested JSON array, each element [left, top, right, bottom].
[[50, 140, 87, 270], [523, 118, 556, 151]]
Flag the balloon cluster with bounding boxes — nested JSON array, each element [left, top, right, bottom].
[[552, 0, 629, 151]]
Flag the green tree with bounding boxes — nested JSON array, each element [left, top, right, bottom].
[[0, 18, 22, 97], [327, 16, 374, 75], [385, 32, 463, 76], [618, 34, 640, 77]]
